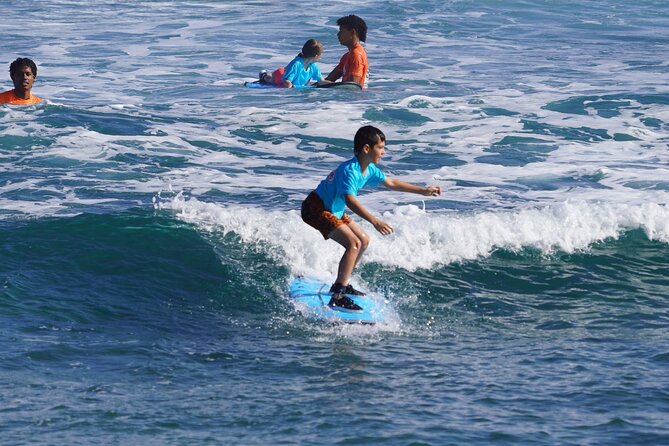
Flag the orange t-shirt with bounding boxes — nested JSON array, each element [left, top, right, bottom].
[[0, 90, 42, 105], [334, 44, 368, 87]]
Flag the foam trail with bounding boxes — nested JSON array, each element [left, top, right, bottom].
[[162, 193, 669, 274]]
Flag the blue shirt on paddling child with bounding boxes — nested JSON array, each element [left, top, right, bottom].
[[260, 39, 329, 88]]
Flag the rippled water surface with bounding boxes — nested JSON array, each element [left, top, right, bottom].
[[1, 1, 669, 444]]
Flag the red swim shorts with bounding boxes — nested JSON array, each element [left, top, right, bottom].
[[301, 191, 351, 239], [272, 67, 285, 86]]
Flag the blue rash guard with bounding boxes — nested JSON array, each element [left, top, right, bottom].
[[282, 55, 323, 86], [315, 157, 386, 218]]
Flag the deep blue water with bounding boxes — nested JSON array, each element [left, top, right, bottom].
[[2, 1, 669, 444]]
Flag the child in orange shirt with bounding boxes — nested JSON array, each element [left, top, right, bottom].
[[325, 15, 369, 88], [0, 58, 41, 105]]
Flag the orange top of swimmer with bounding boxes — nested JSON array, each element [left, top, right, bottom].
[[0, 89, 41, 105], [333, 44, 368, 87]]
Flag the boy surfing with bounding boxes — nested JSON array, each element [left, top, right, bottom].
[[301, 126, 441, 311]]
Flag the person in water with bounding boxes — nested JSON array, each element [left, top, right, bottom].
[[0, 58, 42, 105], [301, 126, 441, 311], [325, 15, 369, 88], [260, 39, 329, 88]]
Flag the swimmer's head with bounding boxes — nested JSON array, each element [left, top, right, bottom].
[[10, 58, 37, 78], [9, 57, 38, 94], [337, 15, 367, 43]]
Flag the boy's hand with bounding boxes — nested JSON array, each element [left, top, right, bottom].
[[372, 218, 394, 235], [423, 185, 441, 197]]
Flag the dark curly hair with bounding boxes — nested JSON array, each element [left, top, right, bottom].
[[337, 15, 367, 42], [9, 57, 38, 77]]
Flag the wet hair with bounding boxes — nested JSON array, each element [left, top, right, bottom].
[[9, 57, 37, 77], [337, 15, 368, 42], [300, 39, 324, 58], [354, 125, 385, 154]]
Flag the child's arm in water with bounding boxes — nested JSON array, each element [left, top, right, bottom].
[[325, 66, 343, 83]]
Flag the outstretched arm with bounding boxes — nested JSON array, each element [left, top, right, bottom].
[[382, 178, 441, 196], [345, 194, 394, 235]]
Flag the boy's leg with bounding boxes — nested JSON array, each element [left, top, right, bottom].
[[344, 220, 369, 268], [327, 224, 363, 287]]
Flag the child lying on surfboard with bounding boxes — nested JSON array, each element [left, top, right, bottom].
[[259, 39, 330, 88], [301, 126, 441, 311]]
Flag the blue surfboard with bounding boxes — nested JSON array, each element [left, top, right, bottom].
[[244, 81, 311, 89], [288, 276, 391, 325], [244, 81, 362, 90]]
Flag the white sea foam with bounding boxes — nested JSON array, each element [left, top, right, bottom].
[[162, 193, 669, 275], [1, 0, 668, 240]]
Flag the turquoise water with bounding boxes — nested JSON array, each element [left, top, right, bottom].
[[2, 1, 669, 444]]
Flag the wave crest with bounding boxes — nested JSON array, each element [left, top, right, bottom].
[[162, 193, 669, 274]]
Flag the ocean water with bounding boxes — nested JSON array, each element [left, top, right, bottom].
[[2, 0, 669, 444]]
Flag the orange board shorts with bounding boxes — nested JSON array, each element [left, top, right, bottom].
[[301, 191, 351, 239]]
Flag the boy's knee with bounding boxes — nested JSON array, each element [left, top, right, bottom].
[[359, 233, 370, 250], [347, 236, 363, 252]]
